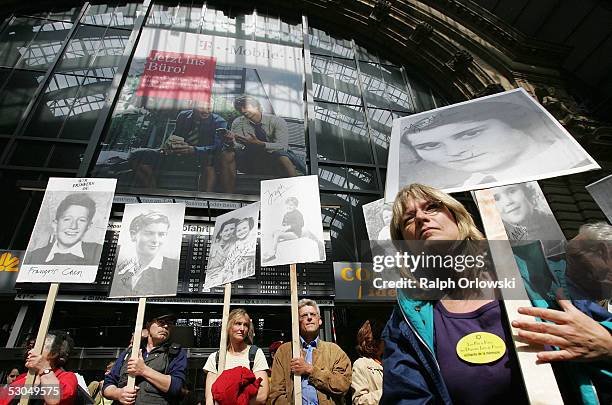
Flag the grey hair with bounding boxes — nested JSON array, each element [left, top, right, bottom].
[[579, 222, 612, 240], [298, 299, 320, 317]]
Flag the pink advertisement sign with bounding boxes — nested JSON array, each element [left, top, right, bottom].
[[136, 51, 216, 102]]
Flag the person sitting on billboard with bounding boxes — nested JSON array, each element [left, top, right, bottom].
[[113, 211, 178, 296], [222, 95, 298, 187], [25, 193, 103, 266], [130, 99, 231, 192]]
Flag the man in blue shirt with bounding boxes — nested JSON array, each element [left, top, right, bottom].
[[103, 313, 186, 405], [270, 299, 351, 405]]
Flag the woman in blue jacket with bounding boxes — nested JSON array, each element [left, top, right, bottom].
[[380, 183, 527, 405]]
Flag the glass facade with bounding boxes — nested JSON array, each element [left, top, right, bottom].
[[0, 2, 445, 261]]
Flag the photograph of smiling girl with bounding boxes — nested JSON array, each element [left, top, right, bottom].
[[203, 201, 260, 290], [490, 181, 566, 257], [384, 88, 600, 200]]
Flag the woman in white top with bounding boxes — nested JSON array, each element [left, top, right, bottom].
[[352, 320, 384, 404], [204, 308, 269, 405]]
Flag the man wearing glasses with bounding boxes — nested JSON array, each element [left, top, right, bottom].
[[270, 299, 351, 405], [103, 312, 186, 405]]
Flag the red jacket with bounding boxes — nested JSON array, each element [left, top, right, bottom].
[[212, 366, 262, 405]]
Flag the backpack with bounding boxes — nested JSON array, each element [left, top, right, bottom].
[[215, 345, 258, 372]]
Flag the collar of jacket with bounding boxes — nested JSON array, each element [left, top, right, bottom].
[[397, 289, 435, 353]]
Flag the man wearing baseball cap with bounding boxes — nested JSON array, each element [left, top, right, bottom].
[[103, 311, 186, 405]]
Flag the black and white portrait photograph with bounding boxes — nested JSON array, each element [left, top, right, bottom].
[[260, 175, 326, 266], [362, 198, 393, 241], [586, 174, 612, 224], [385, 88, 600, 199], [19, 178, 116, 283], [109, 203, 185, 298], [490, 181, 566, 257], [203, 201, 260, 290]]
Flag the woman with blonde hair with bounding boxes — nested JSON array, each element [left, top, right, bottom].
[[203, 308, 269, 405], [381, 183, 526, 405]]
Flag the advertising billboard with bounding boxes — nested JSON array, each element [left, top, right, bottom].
[[93, 27, 306, 195]]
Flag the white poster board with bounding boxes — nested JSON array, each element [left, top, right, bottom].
[[586, 174, 612, 223], [385, 88, 600, 200], [362, 198, 392, 241], [109, 203, 185, 298], [204, 201, 260, 289], [260, 175, 326, 266], [490, 181, 566, 257], [19, 178, 116, 283]]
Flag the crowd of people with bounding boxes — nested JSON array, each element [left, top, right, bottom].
[[2, 183, 612, 404]]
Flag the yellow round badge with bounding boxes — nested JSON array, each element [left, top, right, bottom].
[[456, 332, 506, 364]]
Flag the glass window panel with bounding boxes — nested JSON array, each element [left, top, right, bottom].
[[47, 7, 81, 22], [167, 5, 201, 33], [381, 65, 414, 112], [48, 143, 86, 169], [86, 28, 130, 78], [59, 76, 111, 140], [0, 17, 42, 68], [347, 167, 378, 191], [22, 73, 85, 138], [322, 193, 356, 261], [0, 69, 42, 135], [14, 20, 73, 70], [318, 165, 348, 189], [314, 102, 343, 161], [359, 62, 388, 109], [311, 56, 360, 104], [111, 3, 143, 29], [0, 68, 9, 88], [355, 43, 378, 63], [202, 7, 236, 36], [7, 140, 52, 167], [311, 55, 337, 103], [254, 14, 266, 39], [146, 4, 176, 28], [367, 108, 408, 165], [241, 13, 255, 38], [56, 25, 106, 74], [333, 58, 361, 105], [308, 27, 353, 59], [409, 78, 436, 112], [83, 4, 115, 26], [337, 105, 373, 164]]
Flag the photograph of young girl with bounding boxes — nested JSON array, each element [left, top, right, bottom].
[[362, 198, 393, 241], [260, 175, 326, 267], [490, 181, 566, 257], [385, 88, 600, 199], [203, 201, 260, 290]]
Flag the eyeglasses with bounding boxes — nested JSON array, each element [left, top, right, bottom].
[[404, 200, 444, 226]]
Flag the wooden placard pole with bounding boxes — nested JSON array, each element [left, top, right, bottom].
[[289, 263, 302, 404], [217, 283, 232, 373], [127, 297, 147, 389], [19, 283, 60, 405], [473, 189, 563, 404]]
